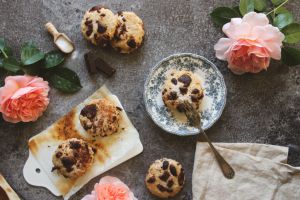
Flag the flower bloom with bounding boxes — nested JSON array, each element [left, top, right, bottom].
[[82, 176, 137, 200], [0, 75, 50, 123], [214, 12, 285, 74]]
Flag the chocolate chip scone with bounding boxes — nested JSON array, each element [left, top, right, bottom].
[[79, 99, 122, 137], [52, 138, 95, 179], [145, 158, 185, 198], [81, 6, 118, 46], [162, 70, 204, 112], [111, 11, 145, 53]]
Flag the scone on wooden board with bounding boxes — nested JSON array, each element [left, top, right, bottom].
[[23, 85, 143, 200], [0, 173, 20, 200]]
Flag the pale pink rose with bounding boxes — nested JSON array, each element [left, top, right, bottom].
[[214, 12, 285, 74], [0, 75, 50, 123], [81, 176, 137, 200]]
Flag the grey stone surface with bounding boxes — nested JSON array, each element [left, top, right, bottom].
[[0, 0, 300, 199]]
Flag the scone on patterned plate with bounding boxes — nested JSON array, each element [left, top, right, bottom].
[[111, 11, 145, 53], [145, 158, 185, 198], [81, 6, 118, 46], [162, 70, 204, 112]]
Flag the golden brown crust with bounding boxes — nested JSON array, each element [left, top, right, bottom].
[[52, 138, 95, 179], [145, 158, 185, 198]]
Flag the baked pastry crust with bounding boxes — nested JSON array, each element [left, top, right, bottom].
[[162, 70, 204, 112], [111, 11, 145, 53], [79, 99, 122, 137], [145, 158, 185, 198], [52, 138, 95, 179], [81, 6, 118, 46]]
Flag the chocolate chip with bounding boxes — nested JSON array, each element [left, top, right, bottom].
[[116, 106, 123, 111], [97, 23, 107, 33], [92, 147, 97, 153], [168, 91, 178, 100], [117, 11, 123, 16], [179, 87, 188, 95], [169, 165, 177, 176], [178, 168, 185, 186], [157, 184, 173, 193], [162, 160, 169, 170], [51, 166, 59, 172], [167, 180, 174, 188], [85, 20, 92, 26], [191, 95, 199, 102], [147, 176, 156, 183], [86, 29, 93, 37], [69, 141, 81, 149], [89, 5, 102, 12], [171, 78, 177, 85], [56, 152, 62, 158], [177, 103, 185, 112], [61, 157, 76, 172], [100, 13, 105, 17], [127, 38, 136, 48], [178, 74, 192, 87], [192, 88, 200, 94], [122, 17, 126, 22], [159, 171, 170, 182], [81, 104, 97, 119]]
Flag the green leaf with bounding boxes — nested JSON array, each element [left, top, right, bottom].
[[271, 0, 285, 6], [282, 23, 300, 44], [281, 47, 300, 66], [232, 6, 242, 16], [44, 50, 64, 68], [275, 7, 289, 14], [273, 12, 293, 29], [239, 0, 254, 16], [254, 0, 267, 11], [0, 57, 3, 68], [210, 7, 240, 26], [2, 57, 22, 73], [0, 38, 4, 51], [45, 67, 82, 93], [21, 42, 45, 65]]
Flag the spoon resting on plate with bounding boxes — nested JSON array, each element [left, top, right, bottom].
[[182, 100, 235, 179]]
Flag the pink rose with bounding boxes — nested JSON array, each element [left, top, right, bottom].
[[0, 75, 50, 123], [81, 176, 137, 200], [214, 12, 285, 74]]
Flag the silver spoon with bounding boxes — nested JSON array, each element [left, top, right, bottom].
[[182, 101, 235, 179]]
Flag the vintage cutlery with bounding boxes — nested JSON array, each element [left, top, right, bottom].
[[182, 101, 235, 179]]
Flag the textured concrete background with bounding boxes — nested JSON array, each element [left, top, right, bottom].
[[0, 0, 300, 199]]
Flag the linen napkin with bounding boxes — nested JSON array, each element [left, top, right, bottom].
[[193, 143, 300, 200]]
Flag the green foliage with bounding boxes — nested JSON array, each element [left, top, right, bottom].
[[44, 50, 64, 68], [2, 57, 21, 73], [273, 12, 293, 29], [210, 7, 240, 26], [21, 42, 45, 65], [281, 47, 300, 66], [254, 0, 267, 11], [239, 0, 254, 16], [271, 0, 286, 6], [282, 23, 300, 44]]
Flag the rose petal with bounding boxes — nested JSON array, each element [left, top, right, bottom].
[[214, 38, 234, 60], [243, 12, 269, 27]]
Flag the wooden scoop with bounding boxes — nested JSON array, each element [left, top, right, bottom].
[[45, 22, 74, 53]]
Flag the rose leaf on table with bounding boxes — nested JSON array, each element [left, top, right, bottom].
[[21, 42, 45, 65], [281, 47, 300, 66], [239, 0, 254, 16], [43, 50, 65, 68]]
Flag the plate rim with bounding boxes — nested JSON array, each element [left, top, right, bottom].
[[143, 53, 227, 136]]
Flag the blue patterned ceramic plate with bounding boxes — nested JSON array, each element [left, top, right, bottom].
[[144, 53, 226, 136]]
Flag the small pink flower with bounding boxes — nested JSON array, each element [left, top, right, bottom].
[[0, 75, 50, 123], [214, 12, 285, 74], [81, 176, 137, 200]]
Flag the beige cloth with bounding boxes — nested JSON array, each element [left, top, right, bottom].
[[193, 143, 300, 200]]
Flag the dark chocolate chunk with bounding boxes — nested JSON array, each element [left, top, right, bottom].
[[191, 95, 199, 102], [147, 176, 156, 183], [61, 157, 76, 172], [178, 168, 185, 186], [116, 106, 123, 111], [51, 166, 59, 172], [100, 13, 106, 17], [159, 171, 170, 181], [117, 11, 123, 16], [177, 103, 185, 112], [157, 184, 173, 193], [84, 51, 116, 76], [97, 23, 107, 33], [70, 141, 81, 149], [167, 179, 174, 188], [169, 165, 177, 176], [92, 147, 97, 153], [178, 74, 192, 87], [171, 78, 177, 85], [0, 186, 9, 200], [89, 5, 103, 12], [191, 88, 200, 94], [86, 29, 93, 37], [80, 104, 97, 119], [85, 20, 92, 26], [127, 38, 136, 48], [179, 87, 188, 95], [56, 152, 62, 158], [162, 160, 169, 170], [168, 91, 178, 100]]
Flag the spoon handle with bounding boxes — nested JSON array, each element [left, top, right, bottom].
[[200, 130, 235, 179], [45, 22, 60, 39]]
